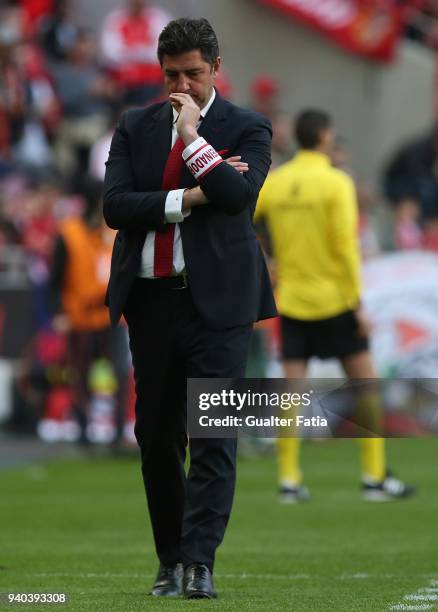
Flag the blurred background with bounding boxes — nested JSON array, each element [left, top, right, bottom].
[[2, 0, 438, 462]]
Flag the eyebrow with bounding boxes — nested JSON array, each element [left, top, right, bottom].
[[165, 68, 202, 75]]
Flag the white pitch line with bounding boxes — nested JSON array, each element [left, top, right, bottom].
[[217, 573, 312, 580], [338, 573, 370, 580], [32, 573, 151, 578], [29, 572, 311, 580], [338, 573, 416, 580], [389, 605, 432, 611], [389, 579, 438, 611], [405, 596, 438, 602], [27, 572, 438, 583]]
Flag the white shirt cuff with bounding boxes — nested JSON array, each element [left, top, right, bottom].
[[165, 189, 189, 222]]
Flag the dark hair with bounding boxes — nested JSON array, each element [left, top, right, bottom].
[[295, 109, 332, 149], [157, 17, 219, 66]]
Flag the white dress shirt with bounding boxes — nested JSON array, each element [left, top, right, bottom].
[[138, 89, 217, 277]]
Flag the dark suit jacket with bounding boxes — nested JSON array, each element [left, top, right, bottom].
[[103, 92, 277, 330]]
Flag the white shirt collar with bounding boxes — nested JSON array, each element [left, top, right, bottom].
[[172, 88, 216, 125]]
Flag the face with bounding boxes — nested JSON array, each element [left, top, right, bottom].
[[71, 35, 94, 63], [162, 49, 220, 109]]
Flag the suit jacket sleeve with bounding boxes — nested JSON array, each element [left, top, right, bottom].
[[199, 114, 272, 216], [103, 112, 168, 231]]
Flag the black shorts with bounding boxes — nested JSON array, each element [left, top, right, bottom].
[[280, 310, 369, 360]]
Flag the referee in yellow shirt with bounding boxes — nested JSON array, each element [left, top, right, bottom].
[[255, 109, 414, 502]]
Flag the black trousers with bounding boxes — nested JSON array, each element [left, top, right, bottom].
[[123, 279, 252, 572]]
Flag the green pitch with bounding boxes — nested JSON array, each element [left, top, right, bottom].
[[1, 438, 438, 611]]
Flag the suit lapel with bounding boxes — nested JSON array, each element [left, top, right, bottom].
[[148, 103, 173, 186], [198, 92, 228, 145]]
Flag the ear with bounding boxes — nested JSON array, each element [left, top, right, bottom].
[[212, 56, 221, 76]]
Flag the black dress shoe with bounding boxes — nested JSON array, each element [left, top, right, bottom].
[[149, 563, 183, 596], [183, 564, 217, 599]]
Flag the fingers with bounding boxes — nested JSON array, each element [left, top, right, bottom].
[[169, 93, 191, 99], [225, 157, 248, 166], [169, 93, 197, 105], [225, 156, 249, 174], [169, 93, 198, 113], [226, 161, 248, 168], [226, 163, 249, 172], [225, 156, 248, 165]]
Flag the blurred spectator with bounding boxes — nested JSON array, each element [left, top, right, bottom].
[[22, 182, 57, 260], [249, 74, 280, 120], [99, 0, 171, 106], [18, 181, 60, 330], [401, 1, 438, 118], [394, 197, 423, 249], [0, 214, 20, 248], [331, 136, 352, 170], [271, 112, 294, 169], [20, 0, 54, 36], [403, 0, 428, 43], [89, 107, 124, 181], [383, 124, 438, 220], [49, 177, 127, 443], [403, 0, 438, 46], [0, 2, 23, 46], [50, 29, 117, 176], [38, 0, 79, 64], [0, 2, 60, 172], [422, 215, 438, 250], [0, 17, 28, 172], [89, 124, 114, 182], [21, 43, 60, 138], [331, 137, 381, 259], [248, 76, 294, 168]]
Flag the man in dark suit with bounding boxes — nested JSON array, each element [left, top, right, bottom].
[[103, 17, 276, 599]]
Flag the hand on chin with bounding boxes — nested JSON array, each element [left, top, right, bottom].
[[169, 93, 199, 110]]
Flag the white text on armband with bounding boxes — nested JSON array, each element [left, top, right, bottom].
[[182, 137, 223, 181]]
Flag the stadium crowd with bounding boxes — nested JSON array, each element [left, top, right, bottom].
[[403, 0, 438, 47], [1, 0, 438, 443]]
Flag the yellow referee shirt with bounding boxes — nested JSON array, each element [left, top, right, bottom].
[[255, 150, 361, 320]]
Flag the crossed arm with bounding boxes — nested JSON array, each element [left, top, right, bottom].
[[103, 95, 272, 231]]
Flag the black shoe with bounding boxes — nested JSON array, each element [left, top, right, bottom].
[[149, 563, 183, 596], [278, 484, 311, 504], [362, 471, 416, 502], [183, 564, 217, 599]]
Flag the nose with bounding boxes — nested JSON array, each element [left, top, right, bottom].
[[176, 74, 191, 93]]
